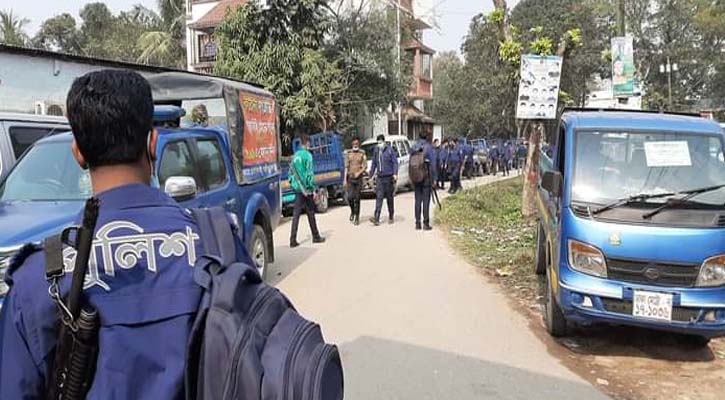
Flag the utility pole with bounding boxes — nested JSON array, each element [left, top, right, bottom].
[[617, 0, 626, 36], [396, 2, 402, 137]]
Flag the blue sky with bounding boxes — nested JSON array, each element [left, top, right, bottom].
[[9, 0, 519, 54]]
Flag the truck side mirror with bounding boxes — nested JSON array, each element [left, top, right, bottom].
[[164, 176, 197, 202], [541, 171, 563, 197]]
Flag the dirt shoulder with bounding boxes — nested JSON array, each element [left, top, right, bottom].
[[435, 177, 725, 400]]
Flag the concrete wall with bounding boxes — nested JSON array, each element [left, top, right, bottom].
[[0, 51, 157, 114]]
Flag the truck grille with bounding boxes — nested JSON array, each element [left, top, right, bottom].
[[601, 298, 700, 323], [606, 258, 700, 288]]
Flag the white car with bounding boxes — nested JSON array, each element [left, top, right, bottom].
[[360, 135, 412, 194]]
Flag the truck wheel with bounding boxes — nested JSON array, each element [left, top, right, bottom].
[[535, 223, 547, 275], [544, 268, 568, 337], [248, 225, 269, 282], [316, 187, 329, 213]]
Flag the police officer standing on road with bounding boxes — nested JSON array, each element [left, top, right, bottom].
[[289, 134, 326, 247], [344, 137, 367, 226], [463, 139, 475, 179], [411, 133, 437, 231], [369, 134, 398, 226], [0, 70, 255, 399], [437, 138, 449, 190], [448, 138, 464, 194]]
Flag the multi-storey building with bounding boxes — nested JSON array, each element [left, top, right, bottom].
[[185, 0, 247, 74]]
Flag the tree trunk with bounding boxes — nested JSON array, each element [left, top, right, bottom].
[[521, 122, 541, 218]]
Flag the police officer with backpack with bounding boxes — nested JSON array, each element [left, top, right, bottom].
[[410, 133, 437, 230], [0, 70, 248, 399]]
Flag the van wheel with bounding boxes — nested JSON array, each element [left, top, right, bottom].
[[535, 223, 547, 275], [248, 225, 269, 282], [316, 187, 329, 213], [544, 268, 568, 337]]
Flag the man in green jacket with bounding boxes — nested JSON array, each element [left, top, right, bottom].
[[289, 134, 326, 248]]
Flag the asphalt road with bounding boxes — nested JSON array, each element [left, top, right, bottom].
[[271, 175, 611, 400]]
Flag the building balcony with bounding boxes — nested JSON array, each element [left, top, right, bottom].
[[409, 78, 432, 100]]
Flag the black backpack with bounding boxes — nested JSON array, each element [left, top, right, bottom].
[[409, 148, 427, 184], [186, 208, 344, 400]]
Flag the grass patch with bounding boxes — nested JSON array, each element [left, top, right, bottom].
[[435, 178, 539, 304]]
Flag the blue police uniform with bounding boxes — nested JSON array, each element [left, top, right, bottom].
[[370, 144, 399, 222], [437, 146, 449, 188], [411, 139, 437, 227], [448, 144, 464, 193], [0, 184, 250, 399], [463, 143, 475, 178]]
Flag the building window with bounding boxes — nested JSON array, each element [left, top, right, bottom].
[[421, 53, 432, 80], [198, 35, 217, 62]]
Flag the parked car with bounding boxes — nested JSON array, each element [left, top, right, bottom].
[[536, 109, 725, 345], [0, 113, 70, 181], [280, 132, 345, 215], [0, 73, 283, 309], [360, 135, 412, 195]]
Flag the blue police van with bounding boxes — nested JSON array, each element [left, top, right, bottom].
[[536, 108, 725, 345], [0, 73, 282, 307]]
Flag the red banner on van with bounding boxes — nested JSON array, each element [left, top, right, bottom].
[[240, 92, 278, 181]]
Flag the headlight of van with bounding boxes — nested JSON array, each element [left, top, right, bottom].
[[696, 255, 725, 287], [568, 240, 607, 278]]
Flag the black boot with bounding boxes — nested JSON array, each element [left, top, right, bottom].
[[353, 215, 360, 226]]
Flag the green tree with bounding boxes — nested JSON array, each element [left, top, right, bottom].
[[136, 0, 187, 68], [33, 13, 83, 53], [215, 1, 344, 133], [0, 9, 30, 46], [324, 2, 412, 135]]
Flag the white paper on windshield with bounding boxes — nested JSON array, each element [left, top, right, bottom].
[[643, 141, 692, 167]]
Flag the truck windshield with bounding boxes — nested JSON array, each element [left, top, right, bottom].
[[572, 131, 725, 207], [0, 141, 89, 202]]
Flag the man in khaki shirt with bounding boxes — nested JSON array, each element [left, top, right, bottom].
[[344, 137, 367, 226]]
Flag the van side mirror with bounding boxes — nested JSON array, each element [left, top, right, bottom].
[[164, 176, 197, 201], [541, 171, 563, 197]]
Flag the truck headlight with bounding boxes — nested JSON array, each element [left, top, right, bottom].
[[568, 240, 607, 278], [696, 255, 725, 287]]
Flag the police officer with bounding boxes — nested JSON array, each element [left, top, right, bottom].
[[448, 138, 464, 194], [463, 140, 475, 179], [369, 134, 398, 226], [344, 137, 367, 226], [437, 138, 449, 190], [411, 133, 437, 231], [0, 70, 254, 399]]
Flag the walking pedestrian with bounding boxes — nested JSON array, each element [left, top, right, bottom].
[[517, 141, 528, 172], [289, 134, 326, 247], [448, 138, 464, 194], [344, 137, 367, 226], [369, 134, 398, 226], [463, 140, 475, 179], [502, 141, 512, 176], [437, 138, 449, 189], [488, 143, 500, 176], [410, 133, 437, 231], [0, 69, 255, 399]]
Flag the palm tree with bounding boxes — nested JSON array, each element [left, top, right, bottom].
[[0, 9, 30, 47], [136, 0, 186, 68]]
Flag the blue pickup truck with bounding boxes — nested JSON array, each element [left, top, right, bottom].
[[280, 132, 345, 215], [536, 108, 725, 345], [0, 73, 282, 305]]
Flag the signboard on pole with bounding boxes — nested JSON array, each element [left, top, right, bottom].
[[516, 55, 563, 120], [612, 36, 635, 97]]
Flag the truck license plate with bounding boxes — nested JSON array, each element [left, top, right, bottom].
[[633, 290, 673, 322]]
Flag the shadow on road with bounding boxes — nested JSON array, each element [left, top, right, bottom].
[[339, 336, 609, 400]]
